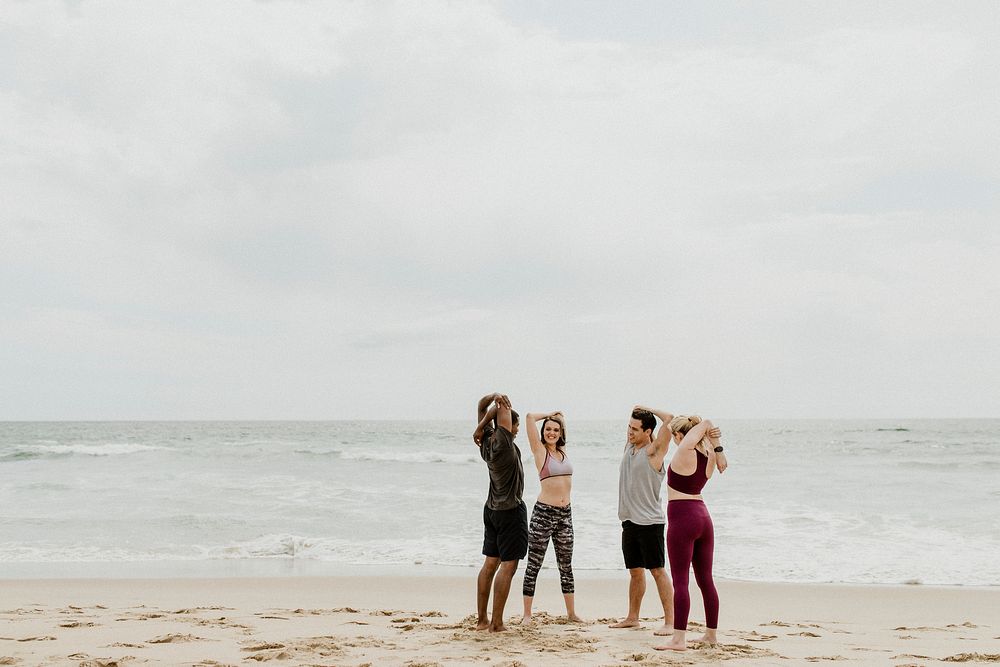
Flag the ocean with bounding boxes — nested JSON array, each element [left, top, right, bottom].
[[1, 419, 997, 586]]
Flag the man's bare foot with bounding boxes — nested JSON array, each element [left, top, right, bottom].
[[653, 623, 672, 636], [609, 618, 640, 629], [475, 619, 490, 631], [654, 640, 687, 651], [489, 623, 507, 632], [567, 614, 584, 623]]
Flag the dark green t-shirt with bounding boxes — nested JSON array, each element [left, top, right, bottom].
[[479, 425, 524, 511]]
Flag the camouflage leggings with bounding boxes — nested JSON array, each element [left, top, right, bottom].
[[522, 501, 574, 596]]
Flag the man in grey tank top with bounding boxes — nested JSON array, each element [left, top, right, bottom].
[[608, 406, 676, 636], [472, 392, 528, 632]]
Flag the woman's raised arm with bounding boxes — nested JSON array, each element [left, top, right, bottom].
[[524, 412, 550, 471]]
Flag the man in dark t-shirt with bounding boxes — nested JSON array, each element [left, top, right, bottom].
[[472, 392, 528, 632]]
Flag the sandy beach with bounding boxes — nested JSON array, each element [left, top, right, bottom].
[[2, 573, 998, 666]]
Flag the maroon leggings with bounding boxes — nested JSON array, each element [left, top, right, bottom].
[[666, 499, 719, 631]]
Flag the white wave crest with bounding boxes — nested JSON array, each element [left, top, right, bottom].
[[213, 534, 329, 559], [338, 450, 479, 464], [31, 442, 168, 457]]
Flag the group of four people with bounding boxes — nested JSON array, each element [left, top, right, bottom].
[[472, 392, 727, 651]]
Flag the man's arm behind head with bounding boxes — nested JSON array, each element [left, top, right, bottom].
[[495, 394, 513, 433]]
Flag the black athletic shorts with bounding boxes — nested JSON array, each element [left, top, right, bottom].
[[621, 520, 665, 570], [483, 501, 528, 561]]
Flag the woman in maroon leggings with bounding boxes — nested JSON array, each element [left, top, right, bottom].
[[655, 415, 724, 651]]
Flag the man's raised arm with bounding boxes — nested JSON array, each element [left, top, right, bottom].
[[494, 394, 513, 433], [635, 405, 674, 454], [477, 392, 500, 422], [473, 404, 497, 445]]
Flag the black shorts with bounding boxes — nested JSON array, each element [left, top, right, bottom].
[[621, 520, 665, 570], [483, 502, 528, 562]]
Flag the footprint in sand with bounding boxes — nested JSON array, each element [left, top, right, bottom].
[[532, 634, 596, 654], [147, 633, 206, 643], [342, 638, 389, 649], [241, 636, 347, 662], [699, 644, 779, 660], [940, 653, 1000, 663], [369, 608, 418, 616], [189, 616, 251, 630], [59, 621, 98, 628], [620, 653, 648, 662], [69, 654, 130, 667], [171, 606, 233, 614], [803, 656, 847, 662], [115, 612, 166, 621], [5, 609, 45, 616], [764, 620, 823, 629], [739, 630, 778, 642], [243, 642, 286, 651], [429, 622, 464, 630]]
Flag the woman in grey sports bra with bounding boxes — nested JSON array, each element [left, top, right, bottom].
[[521, 411, 581, 624]]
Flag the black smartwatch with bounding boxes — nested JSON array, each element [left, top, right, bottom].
[[713, 446, 724, 453]]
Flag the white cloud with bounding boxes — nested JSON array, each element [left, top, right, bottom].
[[2, 0, 998, 418]]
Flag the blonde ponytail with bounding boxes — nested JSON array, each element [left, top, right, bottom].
[[668, 414, 710, 456]]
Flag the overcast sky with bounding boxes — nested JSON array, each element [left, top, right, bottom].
[[2, 1, 998, 420]]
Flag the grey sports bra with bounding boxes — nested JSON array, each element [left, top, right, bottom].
[[539, 450, 573, 481]]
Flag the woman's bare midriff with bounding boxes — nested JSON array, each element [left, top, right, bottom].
[[667, 486, 703, 502], [537, 476, 572, 507]]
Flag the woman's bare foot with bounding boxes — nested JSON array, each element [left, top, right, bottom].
[[653, 623, 672, 636], [693, 630, 718, 645], [609, 618, 640, 629], [567, 614, 584, 623], [654, 628, 687, 651], [654, 639, 687, 651], [520, 614, 532, 625]]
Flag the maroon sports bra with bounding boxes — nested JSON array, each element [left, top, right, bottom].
[[667, 450, 709, 495]]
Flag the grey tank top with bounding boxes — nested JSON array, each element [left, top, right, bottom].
[[617, 443, 666, 524]]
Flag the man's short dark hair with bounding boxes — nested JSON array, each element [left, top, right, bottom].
[[494, 409, 519, 429], [631, 409, 656, 433]]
